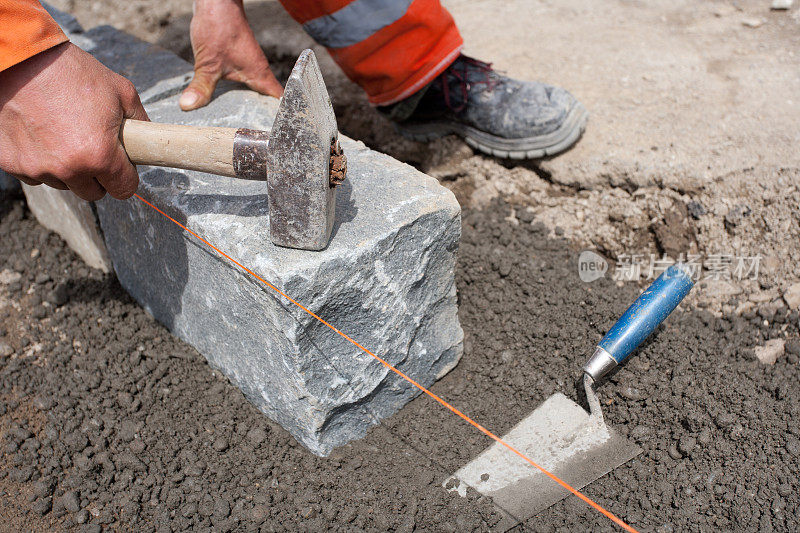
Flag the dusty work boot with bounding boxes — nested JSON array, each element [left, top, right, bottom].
[[379, 55, 588, 159]]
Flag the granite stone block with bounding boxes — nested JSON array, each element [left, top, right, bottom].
[[43, 3, 83, 35], [97, 90, 463, 455]]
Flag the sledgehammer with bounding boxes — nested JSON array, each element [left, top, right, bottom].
[[119, 49, 346, 251]]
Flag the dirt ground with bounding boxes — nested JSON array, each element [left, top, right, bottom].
[[2, 193, 799, 531], [3, 0, 800, 531]]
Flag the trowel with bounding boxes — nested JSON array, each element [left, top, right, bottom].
[[445, 263, 694, 529]]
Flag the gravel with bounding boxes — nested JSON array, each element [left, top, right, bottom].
[[1, 195, 799, 531]]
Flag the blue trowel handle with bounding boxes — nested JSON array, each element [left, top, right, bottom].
[[583, 263, 694, 382]]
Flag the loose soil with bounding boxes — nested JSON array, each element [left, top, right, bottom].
[[2, 193, 799, 531], [4, 1, 800, 529]]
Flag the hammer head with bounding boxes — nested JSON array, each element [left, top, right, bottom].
[[265, 49, 342, 251]]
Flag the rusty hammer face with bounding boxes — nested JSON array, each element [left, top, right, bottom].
[[120, 49, 346, 251]]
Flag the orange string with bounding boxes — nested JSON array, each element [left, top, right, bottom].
[[133, 193, 640, 533]]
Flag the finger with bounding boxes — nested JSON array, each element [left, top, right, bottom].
[[36, 176, 70, 190], [10, 174, 41, 187], [180, 67, 221, 111], [96, 145, 139, 200], [240, 67, 284, 98], [65, 176, 106, 202], [20, 171, 70, 190]]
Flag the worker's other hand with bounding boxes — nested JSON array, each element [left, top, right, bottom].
[[0, 43, 148, 201], [180, 0, 284, 111]]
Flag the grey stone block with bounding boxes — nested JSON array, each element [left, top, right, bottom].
[[81, 25, 193, 104], [42, 2, 95, 51], [43, 3, 83, 35], [21, 184, 111, 272], [96, 89, 463, 455]]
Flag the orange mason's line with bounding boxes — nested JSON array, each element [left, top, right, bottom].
[[132, 193, 640, 533]]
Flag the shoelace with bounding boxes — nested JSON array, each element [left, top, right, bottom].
[[439, 56, 500, 113]]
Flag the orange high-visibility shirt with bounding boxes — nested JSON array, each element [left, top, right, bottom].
[[0, 0, 68, 72]]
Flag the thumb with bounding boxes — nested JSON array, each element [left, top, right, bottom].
[[180, 67, 221, 111]]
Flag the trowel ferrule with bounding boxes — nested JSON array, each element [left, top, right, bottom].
[[583, 263, 694, 383], [583, 346, 617, 382]]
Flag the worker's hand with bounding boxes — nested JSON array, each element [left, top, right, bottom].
[[179, 0, 284, 111], [0, 42, 148, 201]]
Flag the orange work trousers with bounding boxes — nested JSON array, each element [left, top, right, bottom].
[[279, 0, 463, 105], [1, 0, 462, 106]]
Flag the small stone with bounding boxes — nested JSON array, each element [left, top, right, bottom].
[[783, 283, 800, 310], [129, 439, 146, 454], [0, 269, 22, 285], [668, 446, 683, 460], [786, 436, 800, 457], [246, 427, 267, 446], [61, 491, 81, 513], [754, 339, 785, 365], [32, 497, 52, 515], [517, 208, 535, 224], [213, 498, 231, 519], [33, 478, 56, 498], [199, 498, 215, 517], [771, 0, 793, 10], [697, 428, 712, 446], [251, 505, 268, 522], [741, 18, 764, 28], [619, 386, 645, 401], [9, 466, 34, 482], [0, 342, 12, 357], [724, 204, 751, 231], [686, 201, 706, 219], [678, 435, 697, 456], [31, 305, 46, 321], [75, 509, 89, 524], [64, 431, 89, 453], [715, 412, 735, 428], [212, 437, 229, 452], [33, 396, 54, 411], [182, 502, 198, 518]]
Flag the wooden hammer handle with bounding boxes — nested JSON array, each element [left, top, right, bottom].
[[120, 119, 269, 180]]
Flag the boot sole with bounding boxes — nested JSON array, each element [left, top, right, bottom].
[[395, 102, 589, 160]]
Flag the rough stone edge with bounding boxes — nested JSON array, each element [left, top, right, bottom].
[[21, 184, 111, 273]]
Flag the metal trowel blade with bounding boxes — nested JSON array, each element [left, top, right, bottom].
[[443, 393, 641, 530]]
